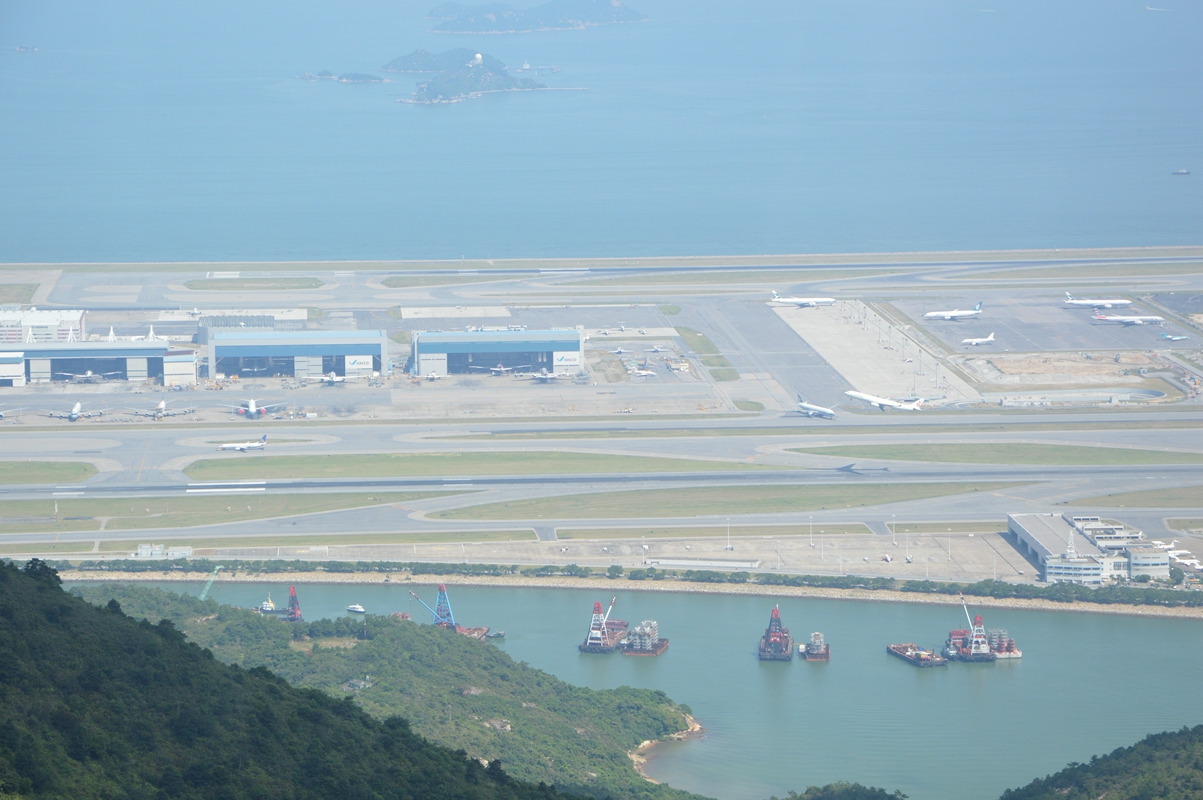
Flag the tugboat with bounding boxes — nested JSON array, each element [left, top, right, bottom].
[[757, 604, 793, 661], [802, 631, 830, 661]]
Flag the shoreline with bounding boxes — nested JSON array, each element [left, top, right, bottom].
[[59, 569, 1203, 619]]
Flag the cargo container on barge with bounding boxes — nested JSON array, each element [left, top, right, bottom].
[[622, 619, 668, 656], [802, 631, 830, 661]]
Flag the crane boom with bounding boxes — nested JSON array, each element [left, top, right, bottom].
[[199, 566, 223, 601]]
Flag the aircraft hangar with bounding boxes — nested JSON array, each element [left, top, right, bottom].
[[410, 329, 584, 377], [1, 341, 191, 386], [205, 330, 388, 380]]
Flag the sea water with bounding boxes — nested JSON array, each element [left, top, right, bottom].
[[109, 580, 1203, 800], [2, 0, 1200, 264]]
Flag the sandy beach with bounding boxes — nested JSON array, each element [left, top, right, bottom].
[[60, 569, 1203, 619]]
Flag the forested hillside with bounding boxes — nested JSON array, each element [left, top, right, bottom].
[[0, 561, 583, 800], [71, 581, 700, 800]]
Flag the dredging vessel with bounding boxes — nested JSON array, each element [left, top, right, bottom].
[[579, 596, 629, 654], [945, 594, 1021, 661], [802, 631, 830, 661], [757, 604, 793, 661], [887, 642, 947, 667]]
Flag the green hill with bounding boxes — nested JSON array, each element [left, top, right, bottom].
[[70, 580, 701, 800], [0, 560, 583, 800]]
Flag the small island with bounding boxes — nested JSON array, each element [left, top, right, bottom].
[[299, 70, 390, 84], [387, 50, 547, 104], [427, 0, 648, 34]]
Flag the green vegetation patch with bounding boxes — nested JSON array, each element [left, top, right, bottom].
[[183, 277, 325, 291], [1065, 486, 1203, 508], [379, 275, 491, 288], [790, 443, 1203, 466], [432, 481, 1024, 521], [710, 368, 740, 382], [676, 326, 720, 355], [184, 451, 776, 481], [0, 491, 458, 534], [733, 400, 764, 412], [89, 529, 534, 553], [0, 461, 98, 484], [0, 283, 37, 304], [658, 304, 681, 315]]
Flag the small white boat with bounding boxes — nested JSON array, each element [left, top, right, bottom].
[[347, 603, 366, 613], [258, 595, 276, 613]]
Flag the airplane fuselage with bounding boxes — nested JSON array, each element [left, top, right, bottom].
[[770, 292, 836, 307], [1093, 311, 1164, 325], [1065, 293, 1131, 308], [844, 390, 922, 411]]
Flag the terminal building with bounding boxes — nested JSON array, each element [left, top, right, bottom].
[[1007, 513, 1169, 583], [409, 329, 584, 377]]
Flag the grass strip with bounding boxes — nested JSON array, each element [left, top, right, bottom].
[[0, 491, 460, 533], [431, 481, 1024, 521], [0, 462, 99, 484], [560, 523, 870, 539], [183, 278, 325, 291], [183, 452, 778, 481], [790, 443, 1203, 466], [1063, 486, 1203, 508]]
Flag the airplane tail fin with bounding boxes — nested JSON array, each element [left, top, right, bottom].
[[986, 332, 995, 341], [913, 398, 925, 410], [771, 290, 780, 299], [1065, 292, 1073, 301], [974, 301, 983, 311], [260, 435, 267, 443]]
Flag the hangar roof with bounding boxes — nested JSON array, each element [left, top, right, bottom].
[[10, 341, 172, 359], [210, 329, 386, 357], [413, 329, 581, 354]]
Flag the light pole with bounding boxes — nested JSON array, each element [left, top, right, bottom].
[[809, 515, 814, 547], [726, 517, 733, 551], [891, 514, 897, 546]]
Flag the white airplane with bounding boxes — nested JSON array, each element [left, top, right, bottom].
[[221, 399, 285, 418], [1161, 332, 1188, 342], [844, 390, 923, 411], [1064, 292, 1131, 308], [424, 372, 443, 381], [609, 347, 630, 355], [645, 345, 670, 354], [1152, 540, 1178, 550], [306, 371, 347, 385], [469, 363, 528, 375], [1093, 310, 1164, 326], [55, 369, 121, 383], [0, 406, 25, 420], [924, 301, 982, 321], [48, 402, 103, 422], [961, 332, 995, 346], [796, 395, 836, 419], [629, 367, 657, 377], [523, 368, 562, 383], [216, 434, 267, 452], [770, 290, 836, 308], [132, 400, 193, 419]]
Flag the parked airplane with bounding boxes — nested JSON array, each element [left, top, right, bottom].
[[523, 368, 562, 383], [131, 400, 193, 419], [645, 345, 670, 354], [55, 369, 121, 383], [1064, 292, 1131, 308], [1161, 332, 1188, 342], [844, 390, 924, 411], [48, 402, 103, 422], [306, 371, 347, 385], [222, 399, 285, 418], [470, 363, 528, 375], [795, 395, 836, 419], [769, 290, 836, 308], [0, 406, 24, 420], [216, 434, 267, 452], [424, 372, 443, 381], [923, 301, 982, 321], [961, 332, 995, 346], [1151, 540, 1179, 550], [609, 347, 630, 355], [629, 367, 657, 378], [1092, 310, 1164, 326]]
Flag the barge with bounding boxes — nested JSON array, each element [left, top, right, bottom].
[[887, 642, 947, 667], [622, 619, 669, 657], [579, 596, 628, 654], [802, 631, 830, 661], [757, 604, 793, 661]]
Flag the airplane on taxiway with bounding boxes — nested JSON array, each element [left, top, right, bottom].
[[221, 399, 286, 418], [795, 395, 836, 419], [844, 390, 924, 411], [1064, 292, 1131, 308], [1161, 332, 1188, 342], [131, 400, 193, 419], [923, 301, 982, 321], [961, 332, 995, 346], [48, 402, 103, 422], [306, 371, 347, 385], [1092, 310, 1164, 326], [769, 290, 836, 308], [216, 434, 267, 452], [0, 406, 25, 420]]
